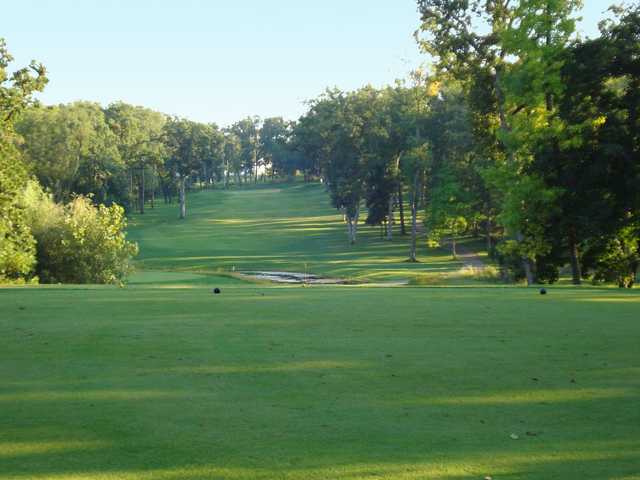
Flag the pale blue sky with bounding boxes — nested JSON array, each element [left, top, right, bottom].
[[2, 0, 616, 126]]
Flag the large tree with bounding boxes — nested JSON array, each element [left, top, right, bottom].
[[231, 116, 261, 184], [163, 118, 205, 219], [104, 102, 166, 213], [260, 117, 290, 178], [17, 102, 124, 204], [222, 130, 242, 188], [0, 38, 47, 281], [540, 5, 640, 285], [363, 85, 413, 241], [417, 0, 582, 283], [424, 84, 477, 258]]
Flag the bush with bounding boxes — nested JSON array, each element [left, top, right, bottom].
[[495, 240, 526, 282], [22, 182, 138, 284], [591, 235, 639, 288]]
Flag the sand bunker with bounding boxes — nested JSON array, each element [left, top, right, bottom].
[[239, 271, 346, 284]]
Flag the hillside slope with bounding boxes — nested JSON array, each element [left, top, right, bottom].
[[127, 182, 466, 283]]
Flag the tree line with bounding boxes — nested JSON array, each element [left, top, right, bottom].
[[290, 1, 640, 286], [0, 40, 138, 284], [1, 1, 638, 286], [410, 1, 639, 287], [14, 103, 297, 219], [283, 1, 639, 287]]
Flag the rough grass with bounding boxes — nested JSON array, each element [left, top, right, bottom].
[[1, 285, 639, 479], [410, 266, 503, 286]]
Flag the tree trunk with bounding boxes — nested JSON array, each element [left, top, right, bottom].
[[353, 204, 360, 243], [398, 182, 406, 236], [568, 227, 582, 285], [254, 146, 258, 184], [515, 231, 535, 285], [138, 167, 145, 214], [452, 236, 457, 259], [346, 217, 355, 244], [523, 257, 534, 285], [202, 164, 208, 189], [346, 203, 360, 244], [129, 169, 135, 211], [151, 189, 155, 209], [179, 176, 187, 219], [386, 194, 394, 241], [486, 218, 493, 256], [408, 174, 420, 262]]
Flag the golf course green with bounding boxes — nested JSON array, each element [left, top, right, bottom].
[[126, 183, 468, 284], [2, 183, 639, 479]]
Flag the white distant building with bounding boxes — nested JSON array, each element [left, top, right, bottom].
[[223, 158, 268, 180]]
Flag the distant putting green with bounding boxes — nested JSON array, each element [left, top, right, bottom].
[[127, 183, 464, 283], [1, 285, 638, 479]]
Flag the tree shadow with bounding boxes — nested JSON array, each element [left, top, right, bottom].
[[2, 287, 639, 479]]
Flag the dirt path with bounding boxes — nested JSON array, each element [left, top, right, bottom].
[[449, 240, 487, 270]]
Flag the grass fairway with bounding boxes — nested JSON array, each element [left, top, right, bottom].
[[3, 183, 639, 479], [2, 284, 639, 479], [127, 183, 463, 283]]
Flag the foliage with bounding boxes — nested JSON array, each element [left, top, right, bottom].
[[3, 6, 640, 287], [0, 144, 36, 281], [415, 0, 640, 286], [0, 38, 47, 282], [589, 228, 639, 288], [22, 181, 138, 284], [260, 117, 291, 177], [230, 116, 261, 182], [17, 102, 124, 203]]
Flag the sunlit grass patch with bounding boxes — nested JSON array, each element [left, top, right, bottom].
[[409, 265, 502, 285], [2, 286, 639, 479], [0, 441, 108, 458]]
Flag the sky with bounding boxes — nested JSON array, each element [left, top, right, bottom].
[[2, 0, 618, 126]]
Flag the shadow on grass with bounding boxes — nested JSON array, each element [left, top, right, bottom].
[[2, 287, 639, 479], [1, 379, 638, 480]]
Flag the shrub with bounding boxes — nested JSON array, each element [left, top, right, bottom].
[[494, 240, 526, 282], [22, 182, 138, 284], [590, 235, 639, 288]]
